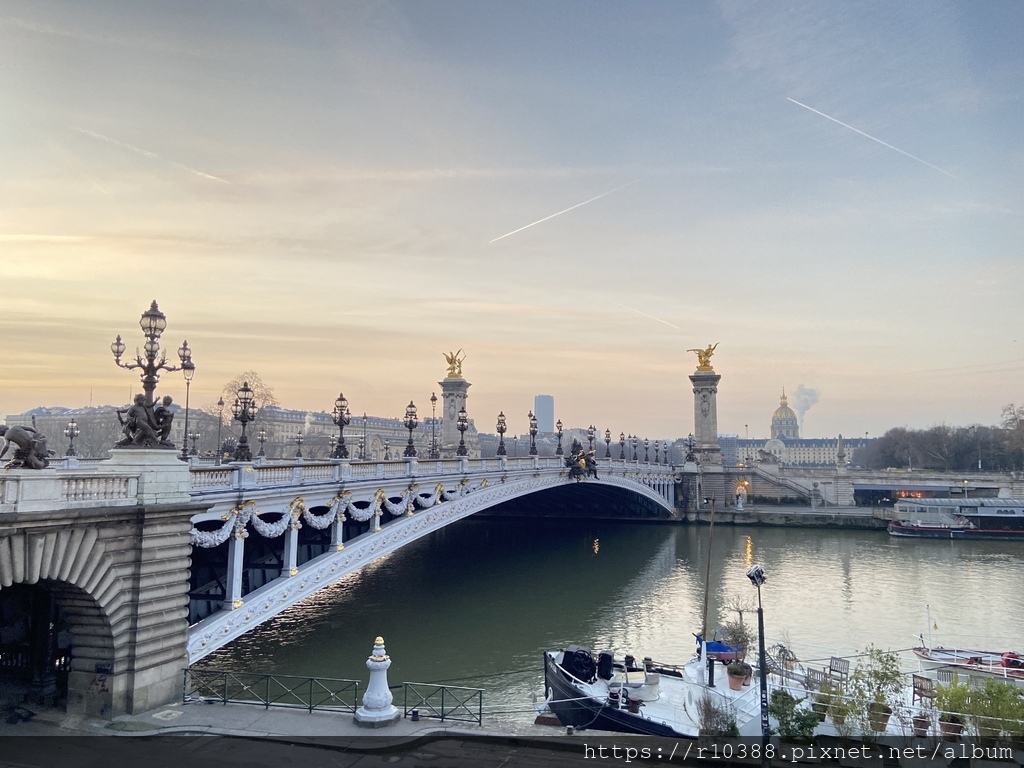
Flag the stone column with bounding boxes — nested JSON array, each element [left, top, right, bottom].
[[689, 370, 723, 466], [439, 375, 471, 458], [354, 636, 401, 727]]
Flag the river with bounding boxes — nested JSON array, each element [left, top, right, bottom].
[[196, 517, 1024, 728]]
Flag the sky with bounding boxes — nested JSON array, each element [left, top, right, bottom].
[[2, 1, 1022, 441]]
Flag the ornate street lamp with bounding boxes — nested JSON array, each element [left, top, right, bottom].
[[587, 425, 595, 452], [511, 434, 518, 457], [64, 419, 80, 457], [403, 401, 418, 457], [747, 564, 770, 766], [383, 438, 391, 461], [328, 434, 337, 457], [644, 437, 650, 463], [631, 434, 638, 461], [496, 411, 507, 456], [555, 420, 563, 456], [430, 392, 438, 459], [686, 433, 695, 462], [110, 301, 187, 410], [230, 382, 258, 462], [257, 427, 268, 457], [188, 431, 201, 456], [604, 428, 611, 458], [177, 340, 195, 461], [295, 431, 303, 458], [528, 410, 538, 455], [619, 431, 626, 460], [216, 397, 225, 465], [456, 405, 468, 456], [654, 440, 660, 464], [331, 392, 351, 458]]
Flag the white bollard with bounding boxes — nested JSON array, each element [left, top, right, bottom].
[[353, 636, 402, 728]]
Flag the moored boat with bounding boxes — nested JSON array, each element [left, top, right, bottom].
[[886, 498, 1024, 541], [913, 645, 1024, 682]]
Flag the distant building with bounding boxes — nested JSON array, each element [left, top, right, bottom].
[[534, 394, 554, 433]]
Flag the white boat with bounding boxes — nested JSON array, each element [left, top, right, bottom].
[[543, 644, 764, 738], [913, 645, 1024, 682]]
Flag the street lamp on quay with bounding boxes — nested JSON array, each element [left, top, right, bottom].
[[587, 425, 595, 452], [215, 398, 225, 465], [188, 431, 200, 456], [604, 428, 611, 458], [230, 382, 258, 462], [403, 401, 418, 457], [64, 419, 80, 457], [456, 406, 468, 456], [177, 341, 196, 461], [331, 393, 351, 459], [430, 393, 438, 459], [619, 432, 626, 460], [110, 301, 188, 410], [528, 410, 538, 455], [555, 420, 563, 456], [496, 411, 507, 455], [257, 428, 268, 458], [747, 564, 771, 768]]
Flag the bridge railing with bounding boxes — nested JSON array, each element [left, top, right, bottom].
[[184, 668, 361, 713], [401, 681, 484, 724]]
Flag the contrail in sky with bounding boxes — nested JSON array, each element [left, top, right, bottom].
[[786, 98, 958, 179], [75, 127, 229, 183], [489, 178, 642, 243], [613, 302, 680, 330]]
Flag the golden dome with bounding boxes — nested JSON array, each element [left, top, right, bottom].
[[772, 391, 797, 422]]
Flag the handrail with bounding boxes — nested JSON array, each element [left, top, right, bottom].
[[184, 669, 360, 712]]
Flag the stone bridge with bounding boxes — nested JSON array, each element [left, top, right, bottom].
[[0, 450, 678, 717]]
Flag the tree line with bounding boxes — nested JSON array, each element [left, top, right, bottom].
[[853, 404, 1024, 471]]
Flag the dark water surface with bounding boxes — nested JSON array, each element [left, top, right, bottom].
[[197, 518, 1024, 727]]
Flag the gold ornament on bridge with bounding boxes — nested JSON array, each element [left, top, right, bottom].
[[687, 343, 718, 372], [444, 349, 466, 378]]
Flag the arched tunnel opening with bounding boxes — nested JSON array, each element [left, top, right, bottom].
[[473, 483, 675, 520]]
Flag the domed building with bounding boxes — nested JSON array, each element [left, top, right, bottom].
[[770, 390, 800, 440]]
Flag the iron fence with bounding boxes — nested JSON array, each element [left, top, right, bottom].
[[185, 669, 360, 713], [401, 682, 483, 724]]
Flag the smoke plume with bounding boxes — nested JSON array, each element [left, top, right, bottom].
[[791, 385, 820, 430]]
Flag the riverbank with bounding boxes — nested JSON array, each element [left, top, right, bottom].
[[686, 504, 888, 529]]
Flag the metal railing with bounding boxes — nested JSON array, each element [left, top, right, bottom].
[[401, 682, 484, 724], [185, 669, 360, 713]]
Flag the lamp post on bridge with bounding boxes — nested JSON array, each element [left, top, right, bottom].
[[177, 341, 195, 461], [188, 431, 200, 456], [383, 438, 391, 460], [456, 406, 468, 456], [654, 440, 660, 464], [257, 428, 268, 458], [216, 397, 225, 465], [619, 432, 626, 460], [362, 413, 368, 459], [230, 382, 258, 462], [110, 301, 188, 410], [328, 434, 337, 457], [430, 392, 438, 459], [528, 410, 538, 455], [644, 437, 650, 463], [403, 401, 418, 457], [603, 428, 611, 458], [64, 419, 79, 457], [631, 435, 638, 462], [331, 393, 351, 458], [555, 420, 563, 456], [587, 425, 595, 452], [294, 431, 303, 458], [511, 435, 518, 457], [496, 411, 507, 455]]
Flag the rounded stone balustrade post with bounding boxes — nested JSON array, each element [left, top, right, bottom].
[[354, 636, 401, 727]]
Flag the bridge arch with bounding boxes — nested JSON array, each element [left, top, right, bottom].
[[187, 472, 677, 661]]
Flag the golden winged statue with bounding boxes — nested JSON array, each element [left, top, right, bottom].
[[444, 349, 466, 378], [687, 342, 718, 372]]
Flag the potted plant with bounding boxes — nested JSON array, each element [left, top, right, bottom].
[[847, 645, 903, 739], [727, 661, 752, 691], [720, 620, 754, 659], [966, 679, 1023, 747], [935, 678, 971, 742], [812, 679, 842, 723], [697, 691, 739, 738], [769, 688, 820, 746]]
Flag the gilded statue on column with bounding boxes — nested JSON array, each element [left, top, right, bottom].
[[687, 342, 718, 372], [444, 349, 466, 378]]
